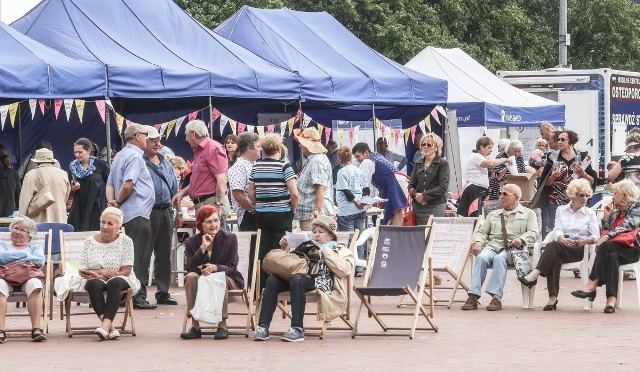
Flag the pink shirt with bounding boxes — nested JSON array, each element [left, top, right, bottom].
[[189, 137, 228, 199]]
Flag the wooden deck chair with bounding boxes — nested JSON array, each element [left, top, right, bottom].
[[351, 222, 438, 339], [0, 231, 51, 337], [59, 231, 136, 337], [181, 230, 261, 337], [37, 222, 74, 320], [270, 230, 359, 339]]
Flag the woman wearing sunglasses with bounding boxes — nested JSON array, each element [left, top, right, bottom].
[[408, 133, 450, 224], [518, 178, 599, 310]]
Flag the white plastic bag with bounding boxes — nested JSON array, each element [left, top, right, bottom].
[[189, 272, 226, 324]]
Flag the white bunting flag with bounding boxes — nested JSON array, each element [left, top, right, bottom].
[[159, 122, 169, 136], [418, 120, 427, 134], [280, 122, 287, 136], [219, 115, 229, 136], [247, 125, 255, 133], [0, 105, 8, 130], [29, 99, 37, 119], [174, 115, 186, 136], [230, 119, 237, 135], [256, 125, 264, 136], [303, 113, 312, 126], [64, 99, 74, 121]]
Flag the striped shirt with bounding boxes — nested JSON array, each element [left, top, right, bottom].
[[250, 158, 297, 212]]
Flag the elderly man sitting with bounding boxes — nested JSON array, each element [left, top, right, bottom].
[[461, 184, 539, 311]]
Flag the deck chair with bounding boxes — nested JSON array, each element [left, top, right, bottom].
[[58, 231, 136, 337], [37, 222, 74, 320], [181, 230, 261, 337], [0, 231, 51, 337], [351, 222, 438, 339], [270, 230, 359, 339]]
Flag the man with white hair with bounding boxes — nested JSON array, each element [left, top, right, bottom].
[[106, 123, 156, 309], [461, 183, 539, 311], [539, 121, 558, 151], [172, 120, 229, 226]]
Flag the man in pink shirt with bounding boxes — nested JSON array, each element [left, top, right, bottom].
[[173, 120, 229, 226]]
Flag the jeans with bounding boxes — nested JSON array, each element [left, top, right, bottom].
[[338, 212, 366, 273], [469, 248, 509, 299], [258, 275, 316, 329]]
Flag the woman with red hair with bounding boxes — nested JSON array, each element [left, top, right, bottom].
[[180, 205, 243, 340]]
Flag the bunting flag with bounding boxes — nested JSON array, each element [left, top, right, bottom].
[[174, 115, 186, 136], [159, 121, 168, 136], [338, 128, 344, 146], [247, 125, 255, 133], [166, 119, 177, 139], [8, 103, 18, 128], [426, 118, 432, 133], [410, 126, 417, 144], [280, 122, 287, 136], [64, 99, 74, 121], [29, 99, 37, 119], [256, 125, 264, 136], [211, 108, 222, 123], [353, 125, 360, 144], [436, 104, 447, 117], [125, 119, 132, 128], [295, 109, 303, 125], [348, 127, 355, 145], [115, 113, 124, 134], [287, 117, 295, 134], [380, 122, 387, 139], [431, 107, 441, 126], [95, 100, 106, 124], [105, 99, 113, 109], [188, 111, 198, 122], [418, 119, 427, 134], [154, 124, 161, 131], [324, 127, 332, 141], [54, 99, 63, 119], [404, 128, 410, 145], [219, 114, 229, 136], [0, 105, 7, 130], [317, 124, 324, 141], [38, 99, 45, 115], [229, 119, 237, 135], [75, 99, 86, 123], [303, 113, 312, 127], [394, 129, 401, 147], [374, 118, 381, 136], [390, 128, 396, 147], [267, 124, 275, 134], [238, 123, 246, 133]]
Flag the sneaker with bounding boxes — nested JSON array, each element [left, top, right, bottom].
[[281, 327, 304, 342], [254, 325, 269, 341], [486, 297, 502, 311], [461, 296, 478, 310], [108, 329, 120, 340]]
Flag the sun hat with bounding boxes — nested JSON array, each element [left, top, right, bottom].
[[293, 127, 327, 154], [311, 215, 338, 240], [31, 148, 56, 163]]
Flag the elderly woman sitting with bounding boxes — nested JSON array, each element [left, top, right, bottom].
[[78, 207, 141, 340], [518, 179, 600, 310], [254, 215, 354, 342], [0, 217, 46, 343], [572, 180, 640, 313], [180, 205, 243, 340]]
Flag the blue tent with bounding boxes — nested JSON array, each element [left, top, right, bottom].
[[0, 21, 105, 102], [405, 47, 565, 127], [216, 6, 447, 107], [11, 0, 301, 101]]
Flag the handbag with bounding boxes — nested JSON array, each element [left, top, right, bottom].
[[402, 198, 416, 226], [602, 213, 638, 247], [189, 272, 226, 324], [0, 262, 46, 286], [27, 169, 56, 218], [262, 249, 309, 281], [293, 240, 322, 277], [500, 214, 533, 278]]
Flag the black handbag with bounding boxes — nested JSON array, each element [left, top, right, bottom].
[[294, 240, 323, 277]]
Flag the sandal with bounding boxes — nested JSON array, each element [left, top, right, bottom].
[[31, 328, 46, 342], [0, 330, 6, 344]]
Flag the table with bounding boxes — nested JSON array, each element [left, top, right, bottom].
[[0, 217, 15, 227]]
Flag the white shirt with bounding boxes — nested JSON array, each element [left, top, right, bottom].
[[465, 152, 489, 189], [358, 158, 378, 198], [553, 203, 600, 241]]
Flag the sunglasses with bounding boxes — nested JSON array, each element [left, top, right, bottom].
[[499, 191, 515, 197], [421, 143, 435, 148], [558, 137, 569, 142], [576, 193, 590, 198]]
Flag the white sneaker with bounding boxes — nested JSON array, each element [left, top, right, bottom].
[[108, 329, 120, 340]]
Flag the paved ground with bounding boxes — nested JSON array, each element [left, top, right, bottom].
[[2, 269, 640, 371]]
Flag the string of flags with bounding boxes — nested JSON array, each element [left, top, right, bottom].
[[0, 98, 446, 147]]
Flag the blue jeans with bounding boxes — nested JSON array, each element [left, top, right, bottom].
[[469, 248, 509, 299], [338, 212, 366, 273]]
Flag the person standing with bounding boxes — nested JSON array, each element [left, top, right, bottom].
[[172, 120, 229, 227], [19, 148, 70, 223], [0, 153, 20, 217], [143, 127, 179, 306], [228, 132, 261, 232], [293, 127, 334, 231], [106, 124, 156, 310], [17, 141, 61, 184], [376, 137, 408, 172]]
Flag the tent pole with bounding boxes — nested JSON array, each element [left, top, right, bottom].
[[105, 101, 112, 167], [18, 102, 23, 166], [371, 104, 377, 151], [209, 96, 213, 138]]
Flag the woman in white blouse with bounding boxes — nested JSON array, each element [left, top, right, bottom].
[[79, 207, 140, 340], [518, 179, 599, 310]]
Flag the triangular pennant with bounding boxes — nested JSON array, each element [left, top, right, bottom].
[[159, 122, 169, 136], [188, 111, 198, 122], [29, 99, 37, 119], [303, 113, 312, 126], [166, 119, 177, 139], [287, 117, 295, 134], [394, 129, 401, 147], [219, 115, 229, 136], [154, 124, 161, 130], [38, 99, 45, 115], [0, 105, 8, 130], [295, 109, 303, 125], [211, 108, 222, 122], [247, 125, 255, 133], [418, 119, 427, 134], [267, 124, 275, 134], [338, 129, 344, 147], [374, 118, 381, 136], [410, 126, 417, 144], [125, 119, 133, 127], [280, 122, 287, 136], [349, 127, 355, 145], [431, 107, 441, 126], [317, 124, 324, 142], [380, 122, 387, 139], [8, 103, 18, 128], [115, 113, 124, 134], [426, 118, 432, 133], [230, 119, 237, 135], [54, 99, 63, 119], [105, 99, 113, 109], [390, 128, 396, 147], [436, 104, 447, 117], [64, 99, 74, 121], [75, 99, 86, 123], [174, 116, 186, 136], [324, 127, 332, 141], [354, 126, 360, 144], [404, 128, 410, 145], [95, 100, 106, 124], [238, 123, 246, 133], [256, 126, 265, 136]]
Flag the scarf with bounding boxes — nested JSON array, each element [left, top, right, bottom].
[[319, 240, 338, 250], [69, 156, 96, 179]]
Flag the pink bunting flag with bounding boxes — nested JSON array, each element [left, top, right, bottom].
[[188, 111, 198, 122], [267, 124, 275, 134], [54, 99, 63, 119], [431, 107, 441, 126], [410, 126, 417, 144], [95, 100, 106, 124], [38, 99, 46, 115], [349, 127, 355, 145], [154, 124, 161, 130], [324, 127, 332, 140], [380, 122, 386, 138], [211, 108, 221, 122], [295, 109, 303, 125], [125, 119, 132, 127], [238, 123, 246, 133], [394, 129, 401, 147]]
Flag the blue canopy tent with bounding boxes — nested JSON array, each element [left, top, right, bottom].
[[405, 47, 565, 127]]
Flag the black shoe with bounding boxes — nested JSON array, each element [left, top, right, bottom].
[[214, 328, 229, 340], [517, 276, 537, 289], [156, 296, 178, 305], [133, 300, 158, 310], [180, 327, 202, 339], [543, 299, 558, 311], [571, 290, 597, 301], [604, 306, 616, 313]]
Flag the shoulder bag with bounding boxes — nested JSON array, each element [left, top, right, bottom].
[[501, 213, 533, 278], [27, 169, 56, 218], [262, 241, 323, 280], [402, 197, 416, 226], [602, 213, 638, 247], [0, 262, 46, 286]]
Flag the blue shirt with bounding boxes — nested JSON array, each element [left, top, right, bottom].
[[0, 242, 45, 266], [107, 143, 155, 223], [144, 155, 178, 205], [336, 164, 368, 217]]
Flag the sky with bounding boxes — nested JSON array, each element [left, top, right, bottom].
[[0, 0, 42, 23]]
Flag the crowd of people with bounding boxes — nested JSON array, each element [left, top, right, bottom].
[[3, 119, 640, 344]]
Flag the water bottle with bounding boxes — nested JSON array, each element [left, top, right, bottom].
[[569, 233, 580, 241]]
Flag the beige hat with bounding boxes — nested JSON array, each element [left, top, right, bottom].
[[147, 126, 161, 139], [294, 127, 327, 154], [31, 148, 56, 163], [311, 215, 338, 240]]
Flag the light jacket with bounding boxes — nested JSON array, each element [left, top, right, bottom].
[[316, 242, 355, 321]]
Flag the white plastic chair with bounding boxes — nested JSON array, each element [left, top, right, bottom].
[[353, 227, 375, 268], [533, 230, 592, 310], [616, 260, 640, 309]]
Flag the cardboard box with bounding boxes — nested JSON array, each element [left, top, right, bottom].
[[505, 173, 536, 201]]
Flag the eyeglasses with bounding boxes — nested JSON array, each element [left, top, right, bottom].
[[558, 137, 569, 142], [576, 193, 590, 198], [136, 132, 149, 137], [499, 191, 516, 197], [421, 143, 435, 148], [11, 226, 29, 233]]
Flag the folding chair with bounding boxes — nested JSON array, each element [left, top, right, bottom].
[[616, 260, 640, 309], [181, 230, 261, 337], [36, 222, 74, 319], [59, 231, 136, 337], [269, 230, 359, 339], [0, 231, 51, 337], [351, 222, 438, 339]]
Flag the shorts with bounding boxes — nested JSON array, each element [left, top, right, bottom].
[[0, 278, 44, 298]]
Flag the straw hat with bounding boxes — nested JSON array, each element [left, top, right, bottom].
[[293, 127, 327, 154], [311, 215, 337, 240], [31, 148, 56, 163]]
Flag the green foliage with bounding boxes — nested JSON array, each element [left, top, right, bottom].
[[177, 0, 640, 72]]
